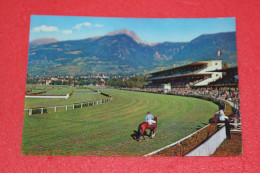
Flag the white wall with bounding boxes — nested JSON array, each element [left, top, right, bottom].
[[195, 60, 223, 86], [163, 83, 171, 93], [25, 93, 69, 99]]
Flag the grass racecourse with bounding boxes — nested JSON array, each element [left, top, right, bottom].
[[22, 88, 218, 156]]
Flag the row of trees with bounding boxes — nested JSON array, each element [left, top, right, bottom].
[[27, 78, 102, 86], [107, 76, 150, 88], [50, 80, 98, 86], [27, 76, 150, 87]]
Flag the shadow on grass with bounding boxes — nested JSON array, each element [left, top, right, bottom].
[[130, 130, 149, 141]]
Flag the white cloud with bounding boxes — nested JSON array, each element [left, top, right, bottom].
[[73, 22, 92, 29], [95, 24, 103, 27], [33, 25, 58, 32], [62, 30, 73, 34]]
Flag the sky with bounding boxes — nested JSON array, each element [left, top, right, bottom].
[[29, 15, 236, 43]]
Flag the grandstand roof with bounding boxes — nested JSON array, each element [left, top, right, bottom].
[[150, 62, 207, 75], [149, 73, 211, 81]]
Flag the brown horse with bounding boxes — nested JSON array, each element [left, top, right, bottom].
[[137, 117, 157, 141]]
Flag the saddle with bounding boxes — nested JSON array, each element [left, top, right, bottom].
[[147, 122, 156, 130]]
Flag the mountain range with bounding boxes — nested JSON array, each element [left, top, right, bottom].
[[29, 38, 58, 46], [27, 29, 237, 77]]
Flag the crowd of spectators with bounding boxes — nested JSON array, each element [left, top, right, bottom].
[[168, 87, 240, 107]]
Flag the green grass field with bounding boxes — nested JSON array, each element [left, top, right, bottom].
[[26, 84, 63, 91], [38, 88, 68, 95], [22, 89, 218, 156], [24, 93, 107, 109], [74, 88, 94, 92], [24, 86, 105, 109]]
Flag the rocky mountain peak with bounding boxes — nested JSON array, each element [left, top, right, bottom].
[[106, 28, 151, 45], [30, 38, 58, 45]]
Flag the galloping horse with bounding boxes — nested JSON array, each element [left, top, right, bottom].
[[137, 117, 157, 141]]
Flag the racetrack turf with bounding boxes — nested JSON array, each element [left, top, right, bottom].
[[22, 89, 218, 156]]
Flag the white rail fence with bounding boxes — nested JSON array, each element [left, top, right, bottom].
[[24, 97, 112, 115]]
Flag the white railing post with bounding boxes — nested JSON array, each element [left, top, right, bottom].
[[29, 109, 32, 116], [73, 105, 74, 109], [65, 105, 67, 111], [81, 103, 83, 108], [54, 107, 56, 112], [41, 108, 43, 114]]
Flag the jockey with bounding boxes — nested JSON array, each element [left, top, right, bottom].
[[218, 108, 229, 122], [145, 112, 156, 128]]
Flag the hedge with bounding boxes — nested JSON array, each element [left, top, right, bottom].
[[31, 108, 48, 114]]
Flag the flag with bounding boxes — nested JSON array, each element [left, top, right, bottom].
[[218, 50, 221, 56]]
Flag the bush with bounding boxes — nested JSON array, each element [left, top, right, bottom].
[[73, 103, 82, 108], [31, 108, 48, 114], [100, 92, 111, 97], [82, 102, 89, 107]]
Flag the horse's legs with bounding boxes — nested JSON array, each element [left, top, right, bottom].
[[137, 130, 145, 141], [142, 130, 145, 140], [150, 128, 156, 139], [150, 130, 155, 138], [137, 132, 141, 141]]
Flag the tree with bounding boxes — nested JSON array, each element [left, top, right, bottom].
[[107, 76, 150, 88], [92, 80, 97, 85], [223, 61, 229, 69], [26, 79, 38, 84]]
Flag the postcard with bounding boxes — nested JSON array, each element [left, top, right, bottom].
[[22, 15, 241, 156]]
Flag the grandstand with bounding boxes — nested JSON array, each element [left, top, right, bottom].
[[145, 62, 240, 111], [208, 67, 238, 87], [148, 60, 223, 90]]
